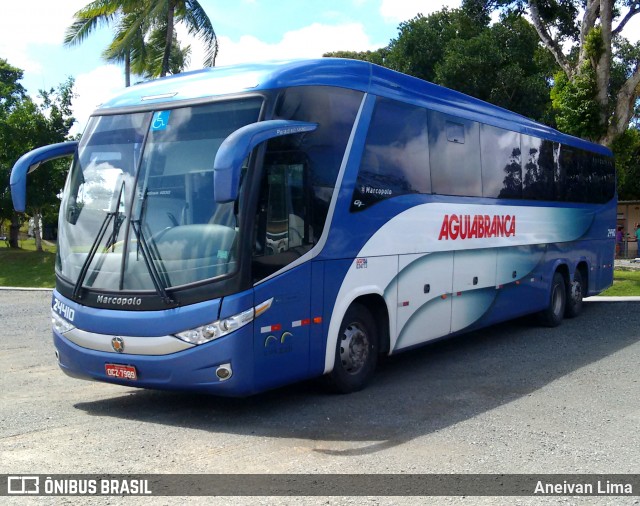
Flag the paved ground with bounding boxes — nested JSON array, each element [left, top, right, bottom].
[[1, 290, 639, 505], [615, 259, 640, 270]]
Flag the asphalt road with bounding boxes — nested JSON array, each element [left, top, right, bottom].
[[1, 290, 639, 505]]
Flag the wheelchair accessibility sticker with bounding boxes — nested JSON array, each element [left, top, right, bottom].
[[151, 111, 170, 131]]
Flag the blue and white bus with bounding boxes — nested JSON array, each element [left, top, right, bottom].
[[11, 59, 616, 395]]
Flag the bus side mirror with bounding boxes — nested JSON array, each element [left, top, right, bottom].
[[10, 141, 79, 212], [213, 120, 317, 203]]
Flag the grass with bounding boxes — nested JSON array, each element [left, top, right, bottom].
[[1, 240, 639, 295], [0, 239, 56, 288], [600, 269, 640, 297]]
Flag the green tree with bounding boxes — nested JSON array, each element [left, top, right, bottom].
[[0, 60, 26, 111], [64, 0, 216, 85], [435, 14, 556, 121], [385, 7, 487, 83], [491, 0, 640, 146], [0, 59, 28, 248], [323, 50, 387, 66], [0, 61, 75, 250], [326, 3, 557, 123], [611, 128, 640, 199]]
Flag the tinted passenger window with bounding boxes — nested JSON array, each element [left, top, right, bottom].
[[428, 111, 481, 197], [560, 146, 617, 203], [480, 124, 522, 198], [522, 136, 556, 201], [588, 154, 616, 203], [557, 146, 586, 202], [352, 98, 430, 211]]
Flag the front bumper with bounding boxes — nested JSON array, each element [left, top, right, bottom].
[[53, 324, 256, 397]]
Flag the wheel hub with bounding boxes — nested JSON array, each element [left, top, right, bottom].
[[571, 280, 582, 302], [340, 323, 369, 375], [552, 284, 563, 315]]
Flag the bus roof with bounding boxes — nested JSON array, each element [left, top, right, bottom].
[[97, 58, 611, 156]]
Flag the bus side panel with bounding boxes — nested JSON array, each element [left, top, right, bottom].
[[584, 198, 616, 293], [496, 245, 546, 287], [596, 243, 615, 293], [252, 263, 312, 391], [463, 254, 550, 332], [392, 244, 549, 351], [319, 259, 352, 374], [393, 252, 453, 350], [318, 196, 616, 367], [451, 249, 497, 334], [595, 235, 615, 294], [309, 260, 326, 378]]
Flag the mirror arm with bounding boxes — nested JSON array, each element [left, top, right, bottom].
[[10, 141, 79, 212], [213, 120, 317, 203]]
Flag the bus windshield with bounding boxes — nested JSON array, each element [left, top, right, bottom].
[[57, 97, 263, 293]]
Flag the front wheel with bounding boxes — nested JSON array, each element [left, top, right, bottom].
[[326, 303, 378, 394], [565, 270, 584, 318], [538, 272, 566, 327]]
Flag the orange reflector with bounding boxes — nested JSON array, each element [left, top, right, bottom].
[[313, 317, 322, 324], [441, 294, 447, 300]]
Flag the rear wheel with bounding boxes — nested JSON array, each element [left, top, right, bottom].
[[538, 272, 566, 327], [327, 303, 378, 393], [565, 269, 584, 318]]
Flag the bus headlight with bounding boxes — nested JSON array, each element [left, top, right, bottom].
[[174, 298, 273, 346], [51, 310, 75, 334], [174, 308, 255, 345]]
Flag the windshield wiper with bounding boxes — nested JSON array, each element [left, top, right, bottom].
[[72, 211, 115, 300], [72, 179, 125, 300], [130, 219, 174, 306], [130, 187, 175, 305]]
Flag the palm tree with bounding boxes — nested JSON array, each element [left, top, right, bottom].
[[135, 27, 192, 79], [140, 0, 218, 77], [64, 0, 217, 84], [64, 1, 145, 86], [100, 6, 148, 86]]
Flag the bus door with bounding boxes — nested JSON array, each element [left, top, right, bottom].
[[251, 156, 315, 389]]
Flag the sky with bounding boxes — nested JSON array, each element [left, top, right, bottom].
[[1, 0, 638, 135], [0, 0, 459, 134]]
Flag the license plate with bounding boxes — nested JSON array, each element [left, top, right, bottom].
[[105, 364, 138, 381]]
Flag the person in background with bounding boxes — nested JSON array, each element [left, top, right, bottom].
[[616, 226, 624, 258]]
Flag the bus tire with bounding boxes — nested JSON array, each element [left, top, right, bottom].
[[565, 269, 584, 318], [327, 303, 378, 393], [538, 272, 566, 327]]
